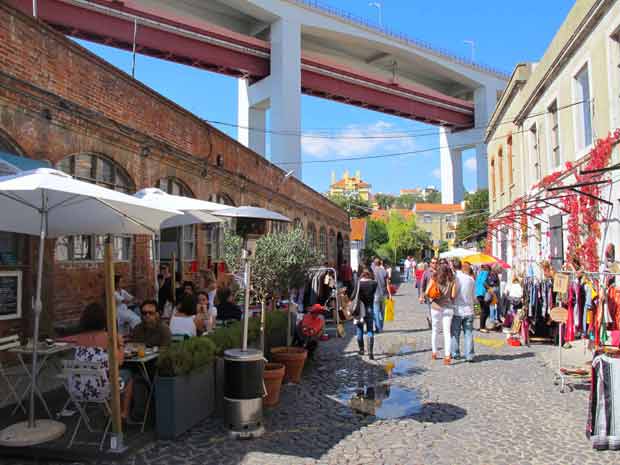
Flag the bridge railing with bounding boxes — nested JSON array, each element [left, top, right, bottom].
[[290, 0, 510, 79]]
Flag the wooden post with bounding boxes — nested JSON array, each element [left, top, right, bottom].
[[171, 252, 176, 305], [104, 236, 123, 450], [260, 300, 266, 354]]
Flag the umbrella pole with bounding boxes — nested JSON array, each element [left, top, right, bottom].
[[152, 235, 158, 300], [242, 249, 251, 351], [104, 236, 124, 451], [28, 193, 47, 428]]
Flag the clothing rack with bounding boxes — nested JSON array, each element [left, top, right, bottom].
[[307, 267, 342, 337]]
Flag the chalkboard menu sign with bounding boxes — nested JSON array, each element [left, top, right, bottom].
[[0, 271, 22, 320]]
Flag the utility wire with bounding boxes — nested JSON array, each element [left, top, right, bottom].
[[206, 99, 589, 140]]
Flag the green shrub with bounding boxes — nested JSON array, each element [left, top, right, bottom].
[[157, 336, 217, 377]]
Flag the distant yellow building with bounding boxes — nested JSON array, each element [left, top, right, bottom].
[[329, 170, 371, 201], [413, 203, 464, 248]]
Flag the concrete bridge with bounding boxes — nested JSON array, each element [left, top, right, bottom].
[[9, 0, 508, 202]]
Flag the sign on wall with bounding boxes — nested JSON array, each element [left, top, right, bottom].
[[0, 270, 22, 320]]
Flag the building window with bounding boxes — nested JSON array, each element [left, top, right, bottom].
[[205, 193, 235, 262], [529, 124, 541, 181], [307, 223, 317, 250], [157, 177, 192, 197], [507, 135, 514, 186], [446, 231, 455, 240], [498, 147, 504, 194], [423, 215, 432, 224], [574, 64, 593, 151], [56, 154, 134, 261], [329, 229, 336, 262], [548, 100, 561, 168], [319, 227, 327, 259], [293, 218, 303, 231], [182, 225, 196, 260], [490, 157, 496, 198], [158, 178, 195, 262]]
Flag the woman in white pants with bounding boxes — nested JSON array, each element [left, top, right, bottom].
[[425, 260, 456, 365]]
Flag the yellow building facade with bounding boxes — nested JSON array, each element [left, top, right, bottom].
[[413, 203, 464, 248], [486, 0, 620, 269], [329, 170, 372, 201]]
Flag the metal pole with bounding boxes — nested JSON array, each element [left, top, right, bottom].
[[32, 0, 37, 17], [28, 191, 46, 428], [152, 235, 158, 300], [104, 236, 124, 451], [131, 18, 138, 78], [242, 249, 251, 351]]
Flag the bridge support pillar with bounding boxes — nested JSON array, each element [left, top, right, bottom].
[[237, 18, 302, 179], [439, 84, 500, 203]]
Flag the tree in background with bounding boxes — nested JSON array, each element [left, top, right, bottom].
[[374, 193, 397, 210], [370, 212, 431, 263], [327, 193, 372, 218], [456, 189, 489, 248], [362, 219, 389, 261], [425, 190, 442, 204], [393, 193, 418, 209]]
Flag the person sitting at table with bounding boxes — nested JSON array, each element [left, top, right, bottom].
[[215, 287, 242, 322], [76, 303, 134, 420], [130, 300, 172, 347], [114, 274, 140, 337], [196, 291, 217, 331], [170, 295, 205, 337]]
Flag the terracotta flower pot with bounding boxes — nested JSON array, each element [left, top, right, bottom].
[[271, 347, 308, 384], [263, 362, 285, 407]]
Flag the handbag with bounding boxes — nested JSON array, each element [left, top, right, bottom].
[[347, 280, 361, 318], [385, 298, 395, 322], [427, 279, 441, 301]]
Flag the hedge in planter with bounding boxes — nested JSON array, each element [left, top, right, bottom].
[[155, 337, 217, 439]]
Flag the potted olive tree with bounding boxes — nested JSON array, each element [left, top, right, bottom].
[[155, 337, 217, 438]]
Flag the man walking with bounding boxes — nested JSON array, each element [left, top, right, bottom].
[[373, 259, 389, 333], [418, 257, 437, 329], [404, 256, 412, 283], [451, 259, 476, 362]]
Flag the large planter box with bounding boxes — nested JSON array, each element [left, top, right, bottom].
[[155, 364, 215, 439]]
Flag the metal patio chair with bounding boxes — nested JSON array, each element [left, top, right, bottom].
[[61, 347, 124, 450], [0, 334, 25, 413]]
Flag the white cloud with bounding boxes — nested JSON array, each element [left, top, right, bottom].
[[464, 157, 477, 172], [432, 168, 441, 179], [301, 120, 416, 159]]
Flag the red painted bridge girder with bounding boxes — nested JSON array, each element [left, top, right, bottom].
[[6, 0, 474, 129]]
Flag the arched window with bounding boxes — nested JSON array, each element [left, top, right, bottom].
[[56, 154, 134, 261], [307, 223, 317, 250], [206, 192, 235, 262], [58, 153, 133, 193], [157, 178, 196, 261], [329, 229, 336, 262], [293, 218, 303, 231], [157, 177, 192, 197], [319, 226, 328, 260]]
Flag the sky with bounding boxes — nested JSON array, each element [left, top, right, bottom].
[[76, 0, 574, 197]]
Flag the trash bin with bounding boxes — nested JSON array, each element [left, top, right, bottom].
[[223, 348, 265, 437]]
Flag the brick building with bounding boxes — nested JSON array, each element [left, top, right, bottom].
[[0, 4, 349, 335]]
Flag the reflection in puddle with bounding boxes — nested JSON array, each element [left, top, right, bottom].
[[384, 359, 420, 378], [385, 339, 416, 356], [335, 383, 423, 419]]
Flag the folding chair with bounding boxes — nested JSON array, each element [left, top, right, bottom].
[[61, 347, 124, 450], [0, 334, 25, 413]]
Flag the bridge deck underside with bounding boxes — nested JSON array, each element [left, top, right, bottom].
[[7, 0, 475, 129]]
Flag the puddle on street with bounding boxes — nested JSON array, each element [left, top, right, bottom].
[[333, 382, 423, 419], [385, 339, 417, 356], [383, 358, 420, 377]]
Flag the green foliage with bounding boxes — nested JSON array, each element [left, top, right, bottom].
[[384, 212, 431, 260], [374, 193, 397, 210], [393, 193, 417, 209], [222, 232, 243, 274], [366, 219, 389, 252], [157, 336, 217, 377], [425, 190, 442, 204], [327, 193, 372, 218], [253, 228, 321, 300], [456, 189, 489, 247]]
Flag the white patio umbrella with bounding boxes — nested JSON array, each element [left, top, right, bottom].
[[0, 169, 180, 447], [439, 247, 478, 259], [134, 188, 225, 299], [213, 206, 291, 222]]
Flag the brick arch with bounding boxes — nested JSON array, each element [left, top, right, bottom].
[[0, 128, 25, 155], [208, 192, 235, 206], [57, 152, 135, 193]]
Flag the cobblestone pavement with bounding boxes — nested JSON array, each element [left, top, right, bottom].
[[6, 283, 618, 465]]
